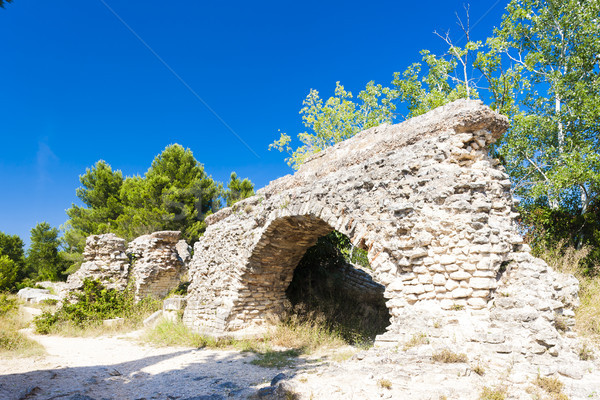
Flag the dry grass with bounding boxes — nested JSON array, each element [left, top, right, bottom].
[[527, 375, 569, 400], [479, 386, 506, 400], [534, 376, 563, 394], [472, 363, 486, 376], [432, 349, 468, 363], [402, 332, 429, 351], [538, 243, 600, 341], [0, 294, 45, 358], [267, 310, 350, 352], [377, 379, 392, 390]]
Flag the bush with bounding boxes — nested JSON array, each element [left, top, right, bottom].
[[34, 278, 160, 334]]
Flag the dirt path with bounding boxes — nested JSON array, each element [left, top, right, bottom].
[[0, 330, 292, 400]]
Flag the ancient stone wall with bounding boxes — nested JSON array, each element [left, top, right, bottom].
[[127, 231, 186, 300], [67, 233, 130, 292], [66, 231, 186, 300], [183, 99, 578, 363]]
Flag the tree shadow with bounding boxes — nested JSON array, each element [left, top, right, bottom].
[[0, 344, 317, 400]]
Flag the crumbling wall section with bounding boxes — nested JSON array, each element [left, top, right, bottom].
[[127, 231, 185, 300], [66, 233, 129, 291], [66, 231, 186, 301]]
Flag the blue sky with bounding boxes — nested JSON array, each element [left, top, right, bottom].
[[0, 0, 506, 245]]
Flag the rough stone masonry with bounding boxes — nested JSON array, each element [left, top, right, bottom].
[[67, 231, 188, 300], [183, 100, 586, 367]]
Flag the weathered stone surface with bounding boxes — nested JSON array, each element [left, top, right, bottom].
[[181, 99, 580, 373], [66, 231, 187, 301], [127, 231, 185, 300], [17, 288, 60, 304], [66, 233, 129, 291]]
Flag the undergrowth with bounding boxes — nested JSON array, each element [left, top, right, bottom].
[[538, 243, 600, 341], [0, 293, 45, 357], [284, 231, 390, 347], [34, 279, 161, 336]]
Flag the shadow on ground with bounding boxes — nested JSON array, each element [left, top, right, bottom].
[[0, 344, 319, 400]]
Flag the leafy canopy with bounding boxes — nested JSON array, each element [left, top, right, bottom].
[[269, 81, 398, 170], [27, 222, 64, 282]]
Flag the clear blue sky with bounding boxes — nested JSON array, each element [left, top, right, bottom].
[[0, 0, 506, 246]]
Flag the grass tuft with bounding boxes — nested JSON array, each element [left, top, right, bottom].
[[377, 379, 392, 390], [432, 349, 468, 363], [402, 332, 429, 351], [250, 349, 301, 368], [479, 386, 505, 400], [534, 375, 563, 394]]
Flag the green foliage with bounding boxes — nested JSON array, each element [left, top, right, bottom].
[[393, 49, 478, 119], [225, 172, 254, 207], [0, 256, 19, 292], [270, 81, 397, 169], [27, 222, 65, 282], [0, 232, 27, 289], [34, 278, 160, 334], [493, 0, 600, 214], [521, 199, 600, 274], [64, 144, 226, 272], [0, 293, 17, 316]]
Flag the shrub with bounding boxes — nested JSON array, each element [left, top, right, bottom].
[[34, 278, 160, 334]]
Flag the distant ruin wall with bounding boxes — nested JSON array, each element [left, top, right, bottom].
[[66, 231, 187, 300]]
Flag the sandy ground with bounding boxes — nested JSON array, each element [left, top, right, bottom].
[[0, 330, 298, 400], [2, 330, 600, 400]]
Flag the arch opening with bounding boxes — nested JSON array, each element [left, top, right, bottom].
[[284, 230, 391, 344]]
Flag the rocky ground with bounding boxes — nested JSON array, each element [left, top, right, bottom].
[[1, 330, 599, 400]]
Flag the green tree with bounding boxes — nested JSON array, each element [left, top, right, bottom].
[[64, 160, 124, 253], [493, 0, 600, 214], [270, 81, 398, 169], [0, 232, 27, 285], [27, 222, 64, 282], [116, 144, 221, 242], [225, 172, 254, 207], [0, 255, 18, 291]]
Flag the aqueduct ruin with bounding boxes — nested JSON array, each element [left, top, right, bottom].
[[182, 99, 578, 340]]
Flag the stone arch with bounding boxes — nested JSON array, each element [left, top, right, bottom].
[[224, 210, 388, 331], [182, 100, 527, 337]]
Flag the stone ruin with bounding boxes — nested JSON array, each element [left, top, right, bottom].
[[179, 100, 590, 373], [66, 231, 189, 300]]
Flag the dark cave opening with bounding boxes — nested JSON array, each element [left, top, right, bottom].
[[284, 231, 391, 344]]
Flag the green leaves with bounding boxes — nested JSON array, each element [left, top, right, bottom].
[[27, 222, 63, 282], [270, 81, 398, 170], [64, 144, 238, 267], [225, 172, 254, 207]]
